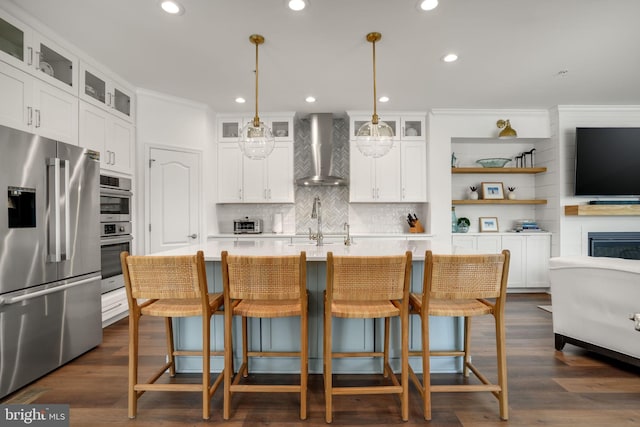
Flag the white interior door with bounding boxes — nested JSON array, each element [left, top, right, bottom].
[[149, 147, 200, 254]]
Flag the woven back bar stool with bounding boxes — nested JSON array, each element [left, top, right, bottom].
[[220, 251, 308, 420], [120, 250, 224, 420], [409, 250, 510, 420], [323, 251, 412, 423]]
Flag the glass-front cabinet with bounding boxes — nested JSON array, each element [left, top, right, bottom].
[[349, 114, 400, 140], [217, 114, 294, 142], [80, 62, 135, 122], [0, 10, 77, 94]]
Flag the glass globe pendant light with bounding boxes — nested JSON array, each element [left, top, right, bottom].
[[238, 34, 275, 160], [356, 32, 394, 158]]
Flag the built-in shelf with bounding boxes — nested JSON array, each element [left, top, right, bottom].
[[452, 167, 547, 174], [564, 205, 640, 216], [453, 199, 547, 205]]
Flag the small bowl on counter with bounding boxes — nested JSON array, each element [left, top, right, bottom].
[[476, 158, 512, 168]]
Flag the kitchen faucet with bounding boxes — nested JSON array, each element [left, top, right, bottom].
[[310, 196, 323, 246], [343, 222, 351, 246]]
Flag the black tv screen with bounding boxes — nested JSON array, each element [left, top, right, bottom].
[[575, 127, 640, 197]]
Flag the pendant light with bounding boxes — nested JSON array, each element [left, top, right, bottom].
[[238, 34, 275, 160], [356, 32, 394, 158]]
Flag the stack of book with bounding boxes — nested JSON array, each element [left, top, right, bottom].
[[514, 219, 543, 232]]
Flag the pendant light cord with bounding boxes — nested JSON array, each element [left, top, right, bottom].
[[253, 38, 260, 127], [249, 34, 264, 127], [365, 32, 381, 125]]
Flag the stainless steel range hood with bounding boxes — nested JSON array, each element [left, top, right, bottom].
[[296, 113, 347, 186]]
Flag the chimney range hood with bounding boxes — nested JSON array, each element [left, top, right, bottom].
[[296, 113, 347, 186]]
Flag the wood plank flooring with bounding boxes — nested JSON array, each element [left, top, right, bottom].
[[3, 293, 640, 426]]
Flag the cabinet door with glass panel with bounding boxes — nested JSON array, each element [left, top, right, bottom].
[[0, 10, 78, 94], [349, 114, 400, 141], [400, 115, 425, 141], [80, 62, 135, 122]]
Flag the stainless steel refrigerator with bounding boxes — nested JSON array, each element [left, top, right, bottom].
[[0, 124, 102, 398]]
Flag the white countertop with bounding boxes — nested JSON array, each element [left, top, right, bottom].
[[154, 239, 466, 261]]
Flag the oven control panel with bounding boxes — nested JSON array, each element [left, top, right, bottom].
[[101, 221, 131, 237]]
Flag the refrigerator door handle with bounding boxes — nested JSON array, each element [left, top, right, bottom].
[[0, 275, 101, 307], [60, 158, 70, 261], [46, 157, 70, 262], [47, 157, 61, 262]]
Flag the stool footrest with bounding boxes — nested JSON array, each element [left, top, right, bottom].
[[331, 385, 403, 395]]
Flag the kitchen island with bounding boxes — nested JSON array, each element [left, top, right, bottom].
[[155, 239, 468, 374]]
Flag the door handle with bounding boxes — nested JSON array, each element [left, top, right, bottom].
[[188, 234, 197, 239]]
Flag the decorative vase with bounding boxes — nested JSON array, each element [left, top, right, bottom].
[[457, 224, 469, 233], [508, 191, 516, 200], [470, 191, 479, 200]]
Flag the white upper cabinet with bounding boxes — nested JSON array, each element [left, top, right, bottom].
[[217, 114, 294, 143], [217, 116, 245, 142], [350, 141, 402, 202], [79, 101, 134, 174], [80, 62, 135, 122], [217, 142, 294, 204], [400, 115, 425, 141], [0, 10, 78, 94], [0, 60, 77, 144], [401, 140, 427, 202], [348, 111, 427, 203]]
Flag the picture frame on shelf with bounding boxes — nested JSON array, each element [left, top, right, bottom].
[[479, 217, 499, 232], [481, 182, 505, 200]]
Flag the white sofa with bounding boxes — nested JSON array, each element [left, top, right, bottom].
[[549, 256, 640, 366]]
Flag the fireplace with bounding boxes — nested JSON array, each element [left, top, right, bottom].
[[588, 232, 640, 260]]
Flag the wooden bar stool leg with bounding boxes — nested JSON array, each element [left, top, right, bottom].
[[496, 312, 509, 420], [422, 309, 432, 421], [324, 297, 333, 423], [128, 311, 140, 419], [241, 316, 249, 377], [401, 305, 409, 421], [464, 316, 472, 377], [300, 307, 308, 420], [383, 317, 390, 377], [202, 312, 211, 420], [223, 306, 233, 420], [165, 317, 176, 377]]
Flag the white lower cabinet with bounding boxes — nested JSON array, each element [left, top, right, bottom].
[[0, 61, 77, 144], [101, 287, 128, 328], [217, 142, 294, 203], [79, 101, 134, 174], [452, 233, 551, 289]]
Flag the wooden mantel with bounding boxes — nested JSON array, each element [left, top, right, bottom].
[[564, 204, 640, 216]]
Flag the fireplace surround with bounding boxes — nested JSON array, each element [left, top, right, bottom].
[[588, 232, 640, 260]]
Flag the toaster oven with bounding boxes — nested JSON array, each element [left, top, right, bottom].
[[233, 217, 263, 234]]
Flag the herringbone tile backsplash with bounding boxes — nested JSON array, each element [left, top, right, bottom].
[[215, 116, 426, 234]]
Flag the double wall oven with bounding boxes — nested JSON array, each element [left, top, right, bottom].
[[100, 174, 132, 294]]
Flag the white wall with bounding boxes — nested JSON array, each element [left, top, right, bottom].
[[553, 106, 640, 256], [135, 89, 217, 253]]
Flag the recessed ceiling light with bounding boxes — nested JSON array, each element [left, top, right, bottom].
[[443, 53, 458, 63], [161, 1, 185, 15], [305, 96, 316, 103], [419, 0, 438, 11], [235, 97, 246, 104], [288, 0, 307, 11], [379, 96, 390, 103]]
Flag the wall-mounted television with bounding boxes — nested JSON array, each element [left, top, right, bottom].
[[575, 127, 640, 197]]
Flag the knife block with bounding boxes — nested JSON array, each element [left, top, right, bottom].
[[409, 220, 424, 233]]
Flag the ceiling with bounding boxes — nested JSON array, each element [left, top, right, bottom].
[[7, 0, 640, 116]]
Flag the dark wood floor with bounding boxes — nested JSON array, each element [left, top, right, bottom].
[[4, 293, 640, 426]]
